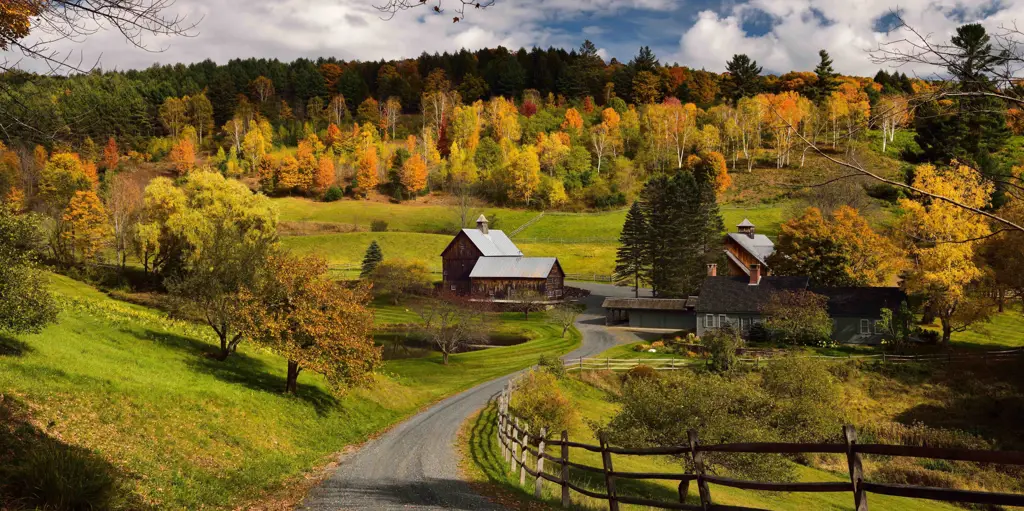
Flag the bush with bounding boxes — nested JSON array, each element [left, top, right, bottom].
[[323, 186, 343, 202], [510, 370, 576, 435], [704, 327, 742, 373], [7, 442, 118, 511], [623, 364, 658, 383], [748, 322, 770, 343], [369, 260, 433, 305], [370, 219, 388, 232], [538, 353, 566, 379], [632, 343, 652, 352], [760, 357, 843, 443]]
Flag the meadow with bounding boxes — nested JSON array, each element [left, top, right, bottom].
[[0, 274, 579, 509]]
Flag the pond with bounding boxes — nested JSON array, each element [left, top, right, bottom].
[[374, 331, 531, 360]]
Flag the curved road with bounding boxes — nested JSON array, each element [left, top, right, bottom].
[[299, 283, 650, 510]]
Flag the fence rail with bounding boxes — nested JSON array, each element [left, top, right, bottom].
[[564, 273, 616, 283], [514, 237, 620, 244], [562, 348, 1024, 372], [495, 379, 1024, 511]]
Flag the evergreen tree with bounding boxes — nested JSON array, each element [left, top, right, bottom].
[[614, 201, 648, 298], [809, 50, 839, 103], [723, 54, 763, 103], [360, 241, 383, 278]]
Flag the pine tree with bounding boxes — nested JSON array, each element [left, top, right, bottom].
[[614, 201, 648, 297], [360, 241, 383, 278], [809, 50, 839, 103], [723, 54, 763, 103]]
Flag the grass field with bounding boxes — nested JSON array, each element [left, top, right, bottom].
[[462, 376, 956, 511], [0, 275, 579, 510]]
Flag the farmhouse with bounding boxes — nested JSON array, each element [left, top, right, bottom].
[[696, 263, 907, 345], [602, 297, 698, 330], [441, 215, 565, 300]]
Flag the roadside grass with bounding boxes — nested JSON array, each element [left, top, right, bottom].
[[462, 377, 957, 511], [0, 274, 579, 510]]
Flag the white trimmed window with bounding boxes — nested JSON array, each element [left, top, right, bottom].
[[705, 314, 714, 328], [860, 319, 871, 335], [719, 314, 727, 328]]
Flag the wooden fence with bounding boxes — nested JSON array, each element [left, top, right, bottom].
[[564, 273, 616, 283], [562, 348, 1024, 372], [495, 380, 1024, 511]]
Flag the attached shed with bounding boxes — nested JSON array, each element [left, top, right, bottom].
[[602, 297, 698, 331], [469, 257, 565, 299], [812, 287, 907, 345]]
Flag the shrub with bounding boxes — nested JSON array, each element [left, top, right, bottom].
[[510, 370, 576, 435], [538, 353, 566, 379], [323, 186, 343, 202], [7, 442, 118, 511], [632, 343, 651, 352], [704, 327, 742, 373], [370, 219, 388, 232], [623, 364, 658, 383], [651, 341, 664, 349], [760, 357, 843, 443], [748, 322, 770, 343], [369, 260, 432, 305]]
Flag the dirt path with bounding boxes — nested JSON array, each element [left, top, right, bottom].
[[297, 283, 648, 510]]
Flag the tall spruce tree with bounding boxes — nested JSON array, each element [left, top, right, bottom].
[[723, 54, 763, 103], [614, 201, 648, 297], [809, 50, 839, 103], [360, 240, 383, 278]]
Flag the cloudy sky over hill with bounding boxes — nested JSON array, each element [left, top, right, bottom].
[[8, 0, 1015, 75]]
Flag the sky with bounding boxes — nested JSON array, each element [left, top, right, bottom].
[[7, 0, 1020, 76]]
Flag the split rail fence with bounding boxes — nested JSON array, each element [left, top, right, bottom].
[[562, 348, 1024, 373], [495, 380, 1024, 511]]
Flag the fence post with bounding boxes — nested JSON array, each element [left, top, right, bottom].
[[520, 425, 530, 486], [881, 352, 886, 364], [688, 429, 712, 511], [606, 358, 610, 370], [511, 418, 520, 472], [535, 427, 547, 499], [599, 431, 619, 511], [579, 357, 583, 372], [498, 400, 506, 461], [844, 425, 868, 511], [560, 430, 571, 507]]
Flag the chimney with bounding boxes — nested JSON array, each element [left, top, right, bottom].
[[707, 263, 717, 277], [749, 264, 761, 286], [476, 214, 489, 234]]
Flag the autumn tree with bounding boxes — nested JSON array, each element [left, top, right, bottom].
[[501, 145, 541, 204], [770, 206, 902, 287], [239, 252, 380, 395], [107, 171, 144, 270], [102, 137, 119, 170], [250, 76, 276, 105], [356, 146, 380, 193], [159, 96, 187, 138], [900, 163, 993, 343], [400, 153, 428, 196], [415, 297, 489, 365], [381, 96, 401, 139], [169, 137, 196, 176], [370, 259, 433, 305], [62, 190, 111, 266], [561, 107, 584, 137], [187, 93, 215, 145], [314, 152, 336, 195]]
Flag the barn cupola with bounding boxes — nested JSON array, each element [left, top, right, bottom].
[[737, 218, 756, 239], [476, 214, 489, 234]]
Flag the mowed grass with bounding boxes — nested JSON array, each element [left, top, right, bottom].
[[0, 274, 579, 509], [462, 377, 958, 511], [934, 304, 1024, 349]]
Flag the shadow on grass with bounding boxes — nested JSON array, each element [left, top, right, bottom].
[[0, 334, 33, 357], [466, 400, 700, 510], [0, 394, 151, 511], [142, 329, 339, 415]]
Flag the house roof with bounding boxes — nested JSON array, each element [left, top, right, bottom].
[[695, 276, 809, 314], [459, 228, 522, 257], [469, 257, 558, 279], [811, 287, 907, 317], [737, 218, 756, 228], [727, 232, 775, 266], [602, 297, 698, 311]]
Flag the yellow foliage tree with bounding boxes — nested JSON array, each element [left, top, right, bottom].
[[400, 153, 428, 195], [503, 146, 541, 204], [62, 190, 112, 265], [295, 139, 317, 193], [315, 152, 336, 194], [356, 146, 379, 192], [899, 163, 993, 343], [276, 155, 302, 191]]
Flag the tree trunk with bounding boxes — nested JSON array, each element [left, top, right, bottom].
[[442, 351, 450, 365], [941, 319, 952, 345], [285, 360, 301, 394]]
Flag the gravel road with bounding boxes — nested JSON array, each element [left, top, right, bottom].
[[298, 282, 650, 510]]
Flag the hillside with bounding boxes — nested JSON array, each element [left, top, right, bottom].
[[0, 275, 579, 509]]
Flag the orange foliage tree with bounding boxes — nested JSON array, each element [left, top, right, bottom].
[[561, 107, 584, 136], [400, 153, 428, 196], [238, 252, 381, 394], [169, 138, 196, 176], [315, 153, 336, 195], [295, 139, 317, 193], [102, 137, 119, 170], [356, 146, 379, 192], [62, 190, 112, 265], [276, 155, 302, 192]]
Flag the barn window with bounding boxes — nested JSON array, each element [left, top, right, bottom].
[[704, 314, 714, 328], [859, 319, 870, 334]]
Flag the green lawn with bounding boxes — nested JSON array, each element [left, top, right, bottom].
[[935, 304, 1024, 349], [463, 377, 958, 511], [0, 274, 579, 510]]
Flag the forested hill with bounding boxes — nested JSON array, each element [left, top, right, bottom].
[[0, 41, 919, 147]]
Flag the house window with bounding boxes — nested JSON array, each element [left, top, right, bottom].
[[739, 317, 749, 333], [705, 314, 714, 328], [450, 284, 456, 292], [719, 314, 727, 328], [859, 319, 870, 335]]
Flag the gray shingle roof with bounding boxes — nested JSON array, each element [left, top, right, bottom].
[[811, 287, 907, 318], [469, 257, 557, 279], [727, 232, 775, 266], [602, 297, 698, 310], [461, 229, 522, 257], [695, 276, 809, 314]]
